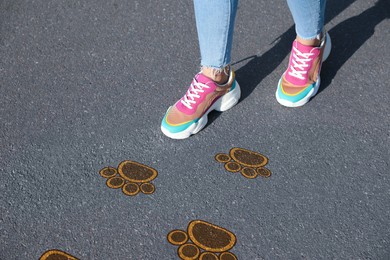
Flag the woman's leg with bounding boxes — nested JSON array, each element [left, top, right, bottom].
[[276, 0, 330, 107], [194, 0, 238, 83], [161, 0, 241, 139], [287, 0, 326, 42]]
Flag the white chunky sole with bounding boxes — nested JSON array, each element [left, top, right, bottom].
[[161, 82, 241, 139]]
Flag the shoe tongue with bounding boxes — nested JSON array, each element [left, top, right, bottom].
[[175, 73, 215, 114], [294, 40, 317, 53]]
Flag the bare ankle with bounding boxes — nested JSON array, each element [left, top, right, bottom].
[[296, 34, 322, 47], [201, 66, 229, 84]]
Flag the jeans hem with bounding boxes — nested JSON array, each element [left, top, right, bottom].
[[296, 28, 324, 40]]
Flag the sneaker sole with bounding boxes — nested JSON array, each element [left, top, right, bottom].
[[161, 81, 241, 139], [276, 32, 332, 108]]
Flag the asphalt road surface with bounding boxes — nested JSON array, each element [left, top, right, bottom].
[[1, 0, 389, 259]]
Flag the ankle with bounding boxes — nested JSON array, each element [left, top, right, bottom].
[[201, 66, 229, 84], [296, 34, 322, 47]]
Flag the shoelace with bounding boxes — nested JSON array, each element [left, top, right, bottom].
[[288, 46, 315, 80], [181, 79, 210, 109]]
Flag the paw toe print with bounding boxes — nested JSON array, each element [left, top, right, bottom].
[[99, 166, 117, 178], [199, 251, 219, 259], [39, 250, 78, 260], [168, 220, 237, 259], [99, 161, 157, 196], [216, 147, 271, 179]]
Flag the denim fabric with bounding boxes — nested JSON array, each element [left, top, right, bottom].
[[193, 0, 326, 67], [287, 0, 327, 39], [193, 0, 238, 69]]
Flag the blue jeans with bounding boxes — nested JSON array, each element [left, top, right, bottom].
[[194, 0, 326, 69]]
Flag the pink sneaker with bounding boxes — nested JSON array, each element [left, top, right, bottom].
[[161, 69, 241, 139], [276, 32, 331, 107]]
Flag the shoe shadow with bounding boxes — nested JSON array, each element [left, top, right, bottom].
[[234, 27, 295, 102], [319, 0, 389, 94], [207, 0, 382, 127], [207, 26, 295, 127], [234, 0, 362, 103]]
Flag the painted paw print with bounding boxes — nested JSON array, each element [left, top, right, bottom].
[[99, 160, 158, 196], [40, 250, 78, 260], [167, 220, 237, 260], [215, 147, 271, 179]]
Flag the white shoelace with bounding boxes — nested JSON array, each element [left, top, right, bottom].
[[181, 80, 210, 109], [288, 46, 315, 80]]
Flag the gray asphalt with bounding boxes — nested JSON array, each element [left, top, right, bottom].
[[1, 0, 389, 259]]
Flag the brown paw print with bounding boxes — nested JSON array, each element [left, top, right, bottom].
[[167, 220, 237, 260], [40, 249, 78, 260], [215, 147, 271, 179], [99, 160, 158, 196]]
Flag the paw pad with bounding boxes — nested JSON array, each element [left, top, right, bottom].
[[99, 160, 157, 196], [168, 220, 237, 259], [215, 147, 271, 179]]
